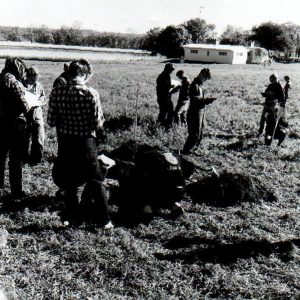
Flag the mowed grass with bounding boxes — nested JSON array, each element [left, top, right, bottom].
[[0, 58, 300, 299]]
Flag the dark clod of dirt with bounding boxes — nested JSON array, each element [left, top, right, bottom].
[[186, 172, 277, 207]]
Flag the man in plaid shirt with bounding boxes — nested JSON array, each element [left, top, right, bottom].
[[0, 58, 30, 198], [48, 59, 111, 227]]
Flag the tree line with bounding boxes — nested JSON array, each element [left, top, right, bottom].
[[0, 25, 144, 49], [142, 19, 300, 58], [1, 19, 300, 58]]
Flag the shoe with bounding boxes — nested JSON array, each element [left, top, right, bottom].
[[104, 221, 114, 229]]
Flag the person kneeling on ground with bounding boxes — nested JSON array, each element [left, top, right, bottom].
[[48, 59, 112, 228]]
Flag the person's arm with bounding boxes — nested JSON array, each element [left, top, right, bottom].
[[47, 91, 58, 127], [11, 79, 30, 114], [37, 82, 46, 102], [90, 88, 105, 130]]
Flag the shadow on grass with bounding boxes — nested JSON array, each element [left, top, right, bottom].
[[0, 194, 63, 214], [156, 237, 300, 264]]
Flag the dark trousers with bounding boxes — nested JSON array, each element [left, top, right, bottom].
[[157, 96, 174, 128], [24, 108, 45, 165], [0, 119, 26, 194], [183, 107, 205, 154], [53, 134, 109, 224]]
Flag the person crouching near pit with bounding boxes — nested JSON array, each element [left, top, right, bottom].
[[47, 59, 112, 228]]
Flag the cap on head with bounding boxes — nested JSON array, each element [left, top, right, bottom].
[[164, 63, 175, 72], [68, 59, 92, 77], [26, 66, 39, 78]]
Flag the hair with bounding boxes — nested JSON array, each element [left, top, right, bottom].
[[284, 75, 290, 81], [68, 59, 92, 77], [2, 58, 27, 80], [269, 73, 278, 81], [26, 66, 39, 78], [176, 70, 184, 77], [199, 68, 211, 80]]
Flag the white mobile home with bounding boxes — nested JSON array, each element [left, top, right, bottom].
[[183, 44, 248, 64]]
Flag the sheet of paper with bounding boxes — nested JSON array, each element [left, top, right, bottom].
[[25, 91, 47, 108]]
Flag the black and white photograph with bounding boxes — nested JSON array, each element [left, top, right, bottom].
[[0, 0, 299, 298]]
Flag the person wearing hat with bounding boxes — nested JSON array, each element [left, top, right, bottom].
[[182, 68, 211, 155], [258, 73, 285, 145], [156, 63, 176, 128], [23, 66, 46, 165], [0, 58, 30, 198], [48, 59, 111, 228]]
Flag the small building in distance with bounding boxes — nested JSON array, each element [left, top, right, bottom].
[[246, 43, 269, 64], [183, 44, 248, 64]]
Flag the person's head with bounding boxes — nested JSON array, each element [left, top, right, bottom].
[[284, 75, 290, 83], [68, 59, 92, 82], [164, 63, 175, 74], [269, 73, 278, 84], [25, 66, 39, 85], [196, 68, 211, 83], [2, 58, 27, 80], [176, 70, 184, 80]]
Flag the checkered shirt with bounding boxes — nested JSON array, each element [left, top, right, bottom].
[[47, 81, 104, 137], [0, 73, 30, 119]]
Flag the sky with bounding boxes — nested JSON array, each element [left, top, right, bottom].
[[0, 0, 300, 35]]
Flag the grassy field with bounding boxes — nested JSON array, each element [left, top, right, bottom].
[[0, 58, 300, 299]]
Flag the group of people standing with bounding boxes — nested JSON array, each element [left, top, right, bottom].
[[156, 63, 291, 151], [0, 58, 112, 228], [156, 63, 212, 155], [0, 57, 292, 228]]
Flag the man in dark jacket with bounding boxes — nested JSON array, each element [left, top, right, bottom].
[[259, 73, 285, 145], [0, 58, 30, 198], [182, 68, 211, 155], [174, 70, 190, 125], [156, 63, 175, 128]]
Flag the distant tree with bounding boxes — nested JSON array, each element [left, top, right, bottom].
[[6, 27, 22, 42], [156, 25, 190, 58], [33, 25, 54, 44], [142, 27, 162, 54], [220, 25, 250, 46], [249, 22, 291, 51], [181, 18, 216, 43]]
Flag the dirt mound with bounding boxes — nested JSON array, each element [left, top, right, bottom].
[[186, 172, 277, 207], [109, 140, 161, 162]]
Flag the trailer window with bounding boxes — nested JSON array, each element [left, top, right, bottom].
[[190, 49, 198, 54], [219, 51, 228, 56], [207, 51, 210, 56]]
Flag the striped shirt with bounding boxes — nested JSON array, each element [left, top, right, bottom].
[[47, 80, 104, 137]]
